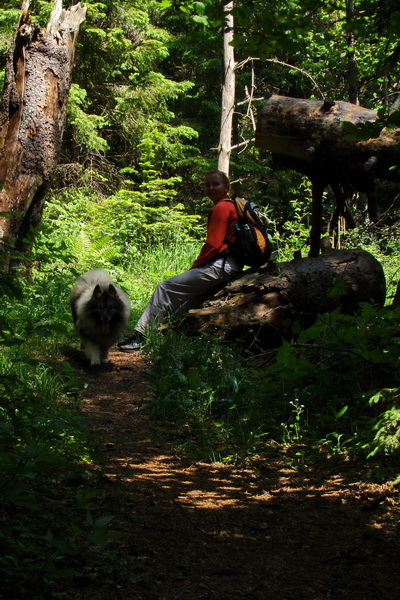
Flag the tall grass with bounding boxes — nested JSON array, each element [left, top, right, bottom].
[[122, 240, 200, 326]]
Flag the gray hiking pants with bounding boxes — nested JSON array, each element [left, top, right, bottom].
[[135, 255, 243, 336]]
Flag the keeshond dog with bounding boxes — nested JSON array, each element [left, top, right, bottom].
[[71, 269, 131, 366]]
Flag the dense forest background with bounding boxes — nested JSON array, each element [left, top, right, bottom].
[[1, 0, 399, 270], [0, 1, 399, 598]]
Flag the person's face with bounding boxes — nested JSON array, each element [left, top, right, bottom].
[[204, 173, 229, 203]]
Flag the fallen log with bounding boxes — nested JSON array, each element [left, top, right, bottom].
[[181, 249, 386, 345], [255, 95, 400, 188], [255, 95, 400, 256]]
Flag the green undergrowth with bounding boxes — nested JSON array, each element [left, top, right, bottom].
[[1, 207, 399, 597], [0, 273, 122, 600], [0, 235, 201, 599], [341, 225, 400, 304], [145, 303, 400, 473]]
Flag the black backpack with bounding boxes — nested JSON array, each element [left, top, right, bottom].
[[225, 197, 272, 269]]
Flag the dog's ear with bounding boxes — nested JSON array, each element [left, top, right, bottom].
[[92, 284, 102, 298], [108, 284, 117, 297]]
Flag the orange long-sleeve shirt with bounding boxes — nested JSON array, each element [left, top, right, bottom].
[[190, 196, 239, 269]]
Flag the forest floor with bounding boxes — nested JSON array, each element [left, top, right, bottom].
[[71, 348, 400, 600]]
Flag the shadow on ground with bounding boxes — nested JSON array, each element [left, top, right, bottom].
[[69, 348, 400, 600]]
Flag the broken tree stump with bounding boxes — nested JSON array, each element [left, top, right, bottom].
[[182, 249, 386, 345], [255, 95, 400, 257], [0, 0, 86, 268]]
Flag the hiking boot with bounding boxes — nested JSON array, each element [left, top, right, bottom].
[[117, 336, 143, 352]]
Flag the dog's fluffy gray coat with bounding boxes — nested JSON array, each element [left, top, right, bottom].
[[71, 269, 131, 366]]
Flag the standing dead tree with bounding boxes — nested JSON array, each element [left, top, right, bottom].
[[0, 0, 86, 269], [255, 95, 400, 256], [218, 1, 235, 177]]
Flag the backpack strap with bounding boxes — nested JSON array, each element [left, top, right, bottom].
[[221, 198, 244, 263]]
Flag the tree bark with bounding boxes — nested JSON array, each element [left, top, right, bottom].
[[345, 0, 359, 105], [0, 0, 86, 269], [181, 249, 386, 345], [255, 94, 400, 190], [217, 1, 235, 177], [255, 95, 400, 257]]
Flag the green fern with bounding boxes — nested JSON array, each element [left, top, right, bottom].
[[368, 389, 400, 457], [70, 231, 118, 272]]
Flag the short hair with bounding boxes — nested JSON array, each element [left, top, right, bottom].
[[204, 169, 230, 189]]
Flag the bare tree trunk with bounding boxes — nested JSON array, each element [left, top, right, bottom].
[[309, 177, 325, 257], [346, 0, 359, 105], [0, 0, 86, 269], [217, 1, 235, 177]]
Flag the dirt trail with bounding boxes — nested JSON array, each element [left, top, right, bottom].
[[73, 349, 400, 600]]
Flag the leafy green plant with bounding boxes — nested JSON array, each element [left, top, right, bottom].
[[67, 83, 110, 153], [91, 185, 202, 251], [70, 231, 120, 273], [341, 224, 400, 304], [0, 267, 123, 599], [281, 399, 307, 445], [146, 300, 399, 464], [146, 329, 281, 460], [367, 388, 400, 457]]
